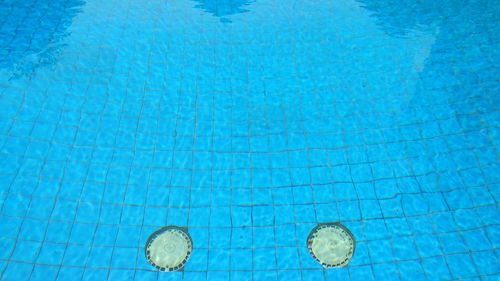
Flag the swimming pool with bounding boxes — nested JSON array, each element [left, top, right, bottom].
[[0, 0, 499, 280]]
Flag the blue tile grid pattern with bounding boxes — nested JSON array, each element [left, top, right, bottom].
[[0, 0, 499, 280]]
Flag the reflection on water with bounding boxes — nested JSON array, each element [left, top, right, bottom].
[[192, 0, 255, 22], [357, 0, 499, 107], [357, 0, 463, 36], [0, 0, 85, 79]]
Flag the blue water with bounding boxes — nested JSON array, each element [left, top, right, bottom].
[[0, 0, 499, 280]]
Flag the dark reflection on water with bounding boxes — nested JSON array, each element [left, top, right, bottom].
[[0, 0, 85, 78], [358, 0, 499, 111], [357, 0, 464, 36], [192, 0, 255, 22]]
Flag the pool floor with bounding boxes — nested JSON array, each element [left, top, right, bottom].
[[0, 0, 499, 280]]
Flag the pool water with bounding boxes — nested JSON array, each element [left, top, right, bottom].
[[0, 0, 499, 280]]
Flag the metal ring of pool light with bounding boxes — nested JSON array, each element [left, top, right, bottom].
[[144, 226, 193, 271], [307, 222, 355, 268]]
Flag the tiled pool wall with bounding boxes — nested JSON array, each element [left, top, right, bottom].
[[0, 0, 499, 280]]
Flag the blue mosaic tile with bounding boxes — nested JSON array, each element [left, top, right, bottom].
[[398, 260, 426, 281], [37, 243, 66, 265], [31, 265, 59, 281], [2, 262, 33, 281], [57, 267, 85, 281], [422, 256, 452, 281], [446, 253, 480, 279]]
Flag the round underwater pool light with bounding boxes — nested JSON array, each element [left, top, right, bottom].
[[145, 226, 193, 271], [307, 222, 355, 268]]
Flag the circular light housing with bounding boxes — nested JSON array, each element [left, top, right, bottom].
[[307, 222, 355, 268], [145, 226, 193, 271]]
